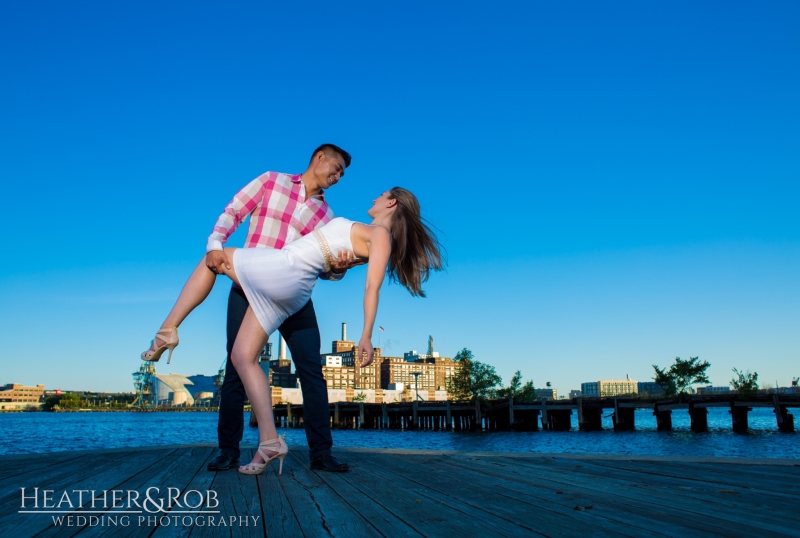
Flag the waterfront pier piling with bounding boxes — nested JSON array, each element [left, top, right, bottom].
[[654, 406, 673, 430], [689, 404, 709, 432], [731, 404, 750, 434], [259, 393, 799, 434]]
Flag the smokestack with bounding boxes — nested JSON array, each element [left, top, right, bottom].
[[342, 322, 347, 341], [279, 335, 286, 360]]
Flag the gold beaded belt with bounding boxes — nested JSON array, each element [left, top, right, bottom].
[[312, 230, 333, 273]]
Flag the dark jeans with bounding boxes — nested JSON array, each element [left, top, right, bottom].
[[217, 286, 333, 460]]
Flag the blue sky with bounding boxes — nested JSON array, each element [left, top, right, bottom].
[[1, 1, 798, 394]]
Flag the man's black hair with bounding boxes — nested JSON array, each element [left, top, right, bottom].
[[310, 143, 351, 168]]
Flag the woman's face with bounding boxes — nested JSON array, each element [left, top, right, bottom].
[[368, 191, 395, 218]]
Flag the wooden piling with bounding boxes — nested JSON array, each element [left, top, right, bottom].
[[731, 403, 749, 433], [540, 398, 549, 431], [773, 394, 795, 433], [688, 404, 708, 433], [655, 407, 673, 431], [613, 398, 635, 431]]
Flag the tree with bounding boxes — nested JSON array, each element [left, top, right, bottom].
[[652, 356, 711, 397], [447, 348, 474, 400], [497, 371, 538, 401], [731, 368, 759, 400], [446, 348, 503, 401], [470, 361, 502, 400]]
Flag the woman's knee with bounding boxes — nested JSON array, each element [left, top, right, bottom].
[[230, 348, 257, 371]]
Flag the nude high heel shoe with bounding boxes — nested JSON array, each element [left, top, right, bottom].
[[239, 436, 288, 475], [141, 327, 179, 363]]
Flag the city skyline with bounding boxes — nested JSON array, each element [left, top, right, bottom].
[[1, 2, 798, 393]]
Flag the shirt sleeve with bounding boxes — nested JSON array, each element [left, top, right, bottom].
[[320, 268, 345, 281], [206, 175, 267, 252]]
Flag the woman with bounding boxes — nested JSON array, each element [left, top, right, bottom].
[[140, 187, 443, 474]]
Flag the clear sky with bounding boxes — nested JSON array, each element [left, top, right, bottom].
[[1, 1, 798, 394]]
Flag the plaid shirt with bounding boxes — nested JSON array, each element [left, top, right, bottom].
[[207, 171, 342, 279]]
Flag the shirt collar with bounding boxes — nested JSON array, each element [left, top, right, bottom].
[[292, 174, 325, 200]]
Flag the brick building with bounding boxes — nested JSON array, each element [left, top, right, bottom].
[[0, 383, 45, 410]]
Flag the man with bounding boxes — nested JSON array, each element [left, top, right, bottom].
[[206, 144, 356, 472]]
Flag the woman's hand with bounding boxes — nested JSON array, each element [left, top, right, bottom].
[[358, 335, 374, 367]]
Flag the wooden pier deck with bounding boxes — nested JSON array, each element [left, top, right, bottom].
[[2, 445, 799, 537]]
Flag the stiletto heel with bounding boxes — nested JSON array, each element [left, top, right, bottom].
[[239, 436, 289, 475], [141, 327, 179, 363], [277, 454, 286, 475]]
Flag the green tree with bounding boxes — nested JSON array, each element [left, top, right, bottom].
[[730, 368, 759, 400], [497, 371, 538, 401], [652, 356, 711, 397], [446, 348, 474, 400], [446, 348, 503, 401], [43, 395, 60, 411]]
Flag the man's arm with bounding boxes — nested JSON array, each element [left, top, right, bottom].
[[205, 174, 267, 272]]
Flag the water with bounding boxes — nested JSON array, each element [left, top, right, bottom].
[[1, 408, 797, 459]]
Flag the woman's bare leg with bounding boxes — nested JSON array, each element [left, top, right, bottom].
[[150, 248, 241, 349], [230, 307, 280, 464]]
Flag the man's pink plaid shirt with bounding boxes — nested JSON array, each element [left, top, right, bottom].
[[207, 171, 335, 252]]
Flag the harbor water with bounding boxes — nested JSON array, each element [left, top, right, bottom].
[[1, 408, 797, 459]]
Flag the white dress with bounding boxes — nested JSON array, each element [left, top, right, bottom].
[[232, 217, 356, 335]]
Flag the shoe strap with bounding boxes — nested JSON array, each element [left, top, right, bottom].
[[259, 437, 283, 448]]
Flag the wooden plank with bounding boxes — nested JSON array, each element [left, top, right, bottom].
[[0, 450, 138, 505], [149, 449, 220, 538], [568, 458, 800, 497], [354, 452, 668, 538], [276, 449, 382, 537], [437, 456, 758, 536], [287, 452, 422, 537], [72, 446, 217, 538], [1, 449, 180, 537], [532, 457, 800, 516], [189, 448, 263, 538], [427, 453, 733, 537], [516, 455, 800, 504], [327, 452, 547, 538], [254, 449, 304, 538], [657, 404, 689, 411], [470, 456, 799, 535]]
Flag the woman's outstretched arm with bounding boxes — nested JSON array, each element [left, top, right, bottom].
[[358, 226, 391, 366]]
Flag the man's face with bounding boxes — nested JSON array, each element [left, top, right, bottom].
[[316, 152, 346, 189]]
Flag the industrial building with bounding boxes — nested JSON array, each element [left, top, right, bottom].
[[152, 374, 218, 406], [0, 383, 45, 410], [637, 381, 665, 397], [696, 385, 733, 395], [581, 379, 638, 397], [536, 388, 557, 401], [313, 323, 459, 396]]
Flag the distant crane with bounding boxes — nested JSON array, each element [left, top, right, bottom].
[[132, 362, 157, 408]]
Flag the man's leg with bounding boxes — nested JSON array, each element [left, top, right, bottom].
[[279, 300, 346, 470], [209, 286, 249, 470]]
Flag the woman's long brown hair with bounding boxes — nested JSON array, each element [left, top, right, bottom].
[[387, 187, 445, 297]]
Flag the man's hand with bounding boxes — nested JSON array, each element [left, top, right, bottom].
[[330, 251, 367, 274], [206, 250, 231, 274], [358, 335, 374, 367]]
